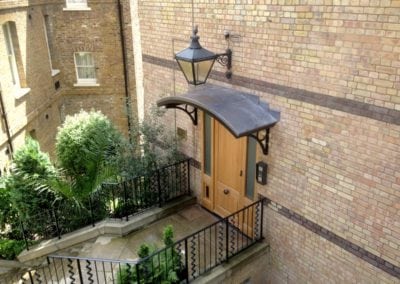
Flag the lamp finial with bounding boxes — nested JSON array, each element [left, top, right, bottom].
[[193, 25, 198, 36]]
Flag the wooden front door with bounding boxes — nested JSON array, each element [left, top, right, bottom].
[[201, 113, 256, 217], [213, 121, 247, 217], [201, 114, 257, 236]]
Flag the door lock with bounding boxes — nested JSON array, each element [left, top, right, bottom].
[[223, 189, 230, 195]]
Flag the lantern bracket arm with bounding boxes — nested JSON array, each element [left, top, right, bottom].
[[215, 49, 232, 78], [248, 128, 270, 155], [166, 104, 198, 125]]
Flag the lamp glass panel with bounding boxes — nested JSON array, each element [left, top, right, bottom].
[[177, 60, 194, 83], [193, 59, 214, 84]]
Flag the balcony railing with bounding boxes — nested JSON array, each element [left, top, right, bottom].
[[16, 199, 265, 283], [19, 159, 191, 250]]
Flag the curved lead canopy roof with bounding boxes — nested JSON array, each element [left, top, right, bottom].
[[157, 84, 280, 138]]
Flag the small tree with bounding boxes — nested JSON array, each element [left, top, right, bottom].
[[117, 107, 185, 179], [55, 110, 123, 199]]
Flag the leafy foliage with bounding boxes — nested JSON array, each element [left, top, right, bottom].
[[55, 110, 123, 199], [0, 109, 187, 259], [0, 239, 26, 260], [163, 225, 174, 247], [117, 107, 185, 179], [0, 183, 18, 238], [116, 225, 184, 284], [0, 138, 57, 239]]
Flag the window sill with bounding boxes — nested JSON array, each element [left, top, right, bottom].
[[51, 69, 60, 77], [14, 88, 31, 100], [73, 83, 100, 87], [63, 6, 91, 11]]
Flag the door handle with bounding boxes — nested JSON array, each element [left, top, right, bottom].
[[223, 189, 230, 195]]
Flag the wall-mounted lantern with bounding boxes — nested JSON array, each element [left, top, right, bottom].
[[175, 26, 232, 85]]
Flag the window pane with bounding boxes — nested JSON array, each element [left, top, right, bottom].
[[75, 52, 96, 81], [3, 22, 19, 86], [75, 53, 94, 66], [3, 25, 13, 55], [77, 67, 95, 79], [44, 15, 54, 70], [67, 0, 87, 4], [204, 113, 212, 176], [245, 137, 257, 199]]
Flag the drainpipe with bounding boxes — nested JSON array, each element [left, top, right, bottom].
[[0, 88, 14, 156], [128, 0, 145, 125], [117, 0, 133, 143]]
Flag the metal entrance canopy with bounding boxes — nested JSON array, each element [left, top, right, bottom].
[[157, 84, 280, 154]]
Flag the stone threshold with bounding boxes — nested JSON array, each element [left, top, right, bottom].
[[18, 196, 196, 263], [192, 242, 270, 284]]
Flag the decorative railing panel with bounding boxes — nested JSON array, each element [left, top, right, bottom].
[[18, 199, 265, 283], [19, 159, 191, 250]]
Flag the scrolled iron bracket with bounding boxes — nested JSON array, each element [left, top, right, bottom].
[[215, 49, 232, 79], [249, 128, 270, 155], [168, 104, 198, 125]]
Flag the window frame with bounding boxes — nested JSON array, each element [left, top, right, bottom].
[[43, 15, 60, 77], [73, 52, 99, 86], [3, 22, 20, 87], [64, 0, 90, 10]]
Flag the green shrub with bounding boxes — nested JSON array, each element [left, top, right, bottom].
[[1, 138, 57, 239], [117, 107, 185, 179], [117, 243, 155, 284], [55, 110, 123, 198], [0, 183, 18, 239], [0, 239, 26, 260], [116, 264, 136, 284], [116, 226, 183, 284], [163, 225, 174, 247]]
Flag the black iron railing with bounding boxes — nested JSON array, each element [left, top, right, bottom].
[[100, 159, 191, 220], [19, 159, 191, 250], [17, 199, 265, 283]]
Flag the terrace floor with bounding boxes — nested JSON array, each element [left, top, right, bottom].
[[10, 200, 266, 283], [55, 204, 219, 262]]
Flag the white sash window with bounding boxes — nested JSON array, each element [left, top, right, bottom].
[[74, 52, 97, 85]]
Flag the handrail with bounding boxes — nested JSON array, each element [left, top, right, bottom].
[[47, 254, 139, 264], [19, 158, 192, 250], [173, 198, 265, 244], [19, 198, 265, 283]]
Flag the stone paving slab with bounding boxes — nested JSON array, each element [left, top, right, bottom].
[[17, 196, 197, 263], [55, 204, 219, 261]]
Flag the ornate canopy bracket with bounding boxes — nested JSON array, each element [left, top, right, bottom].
[[215, 49, 232, 79], [249, 128, 270, 155], [167, 104, 198, 125], [158, 85, 281, 156]]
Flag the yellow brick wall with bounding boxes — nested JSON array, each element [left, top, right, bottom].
[[253, 90, 400, 281], [138, 0, 400, 281], [0, 0, 137, 166], [45, 0, 135, 137], [265, 206, 398, 283], [0, 6, 62, 165]]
